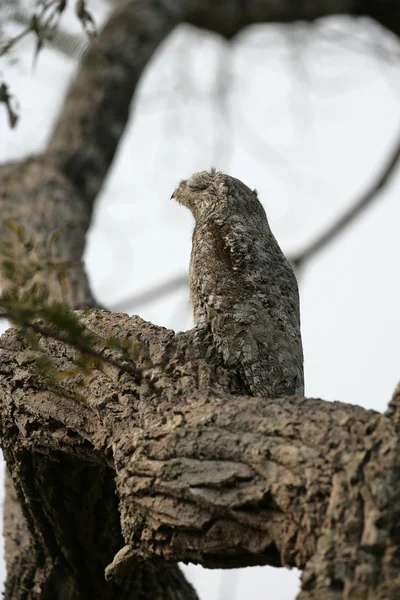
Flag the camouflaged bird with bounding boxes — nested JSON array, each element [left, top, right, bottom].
[[172, 168, 304, 398]]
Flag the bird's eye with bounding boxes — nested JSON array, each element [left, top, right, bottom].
[[188, 173, 209, 190]]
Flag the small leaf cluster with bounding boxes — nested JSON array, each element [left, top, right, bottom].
[[0, 221, 145, 394], [1, 0, 97, 128]]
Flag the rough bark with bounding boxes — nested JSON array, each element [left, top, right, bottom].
[[1, 311, 400, 600], [0, 156, 198, 600], [1, 0, 400, 599], [0, 2, 190, 596]]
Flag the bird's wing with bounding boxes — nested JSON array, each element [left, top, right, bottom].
[[204, 220, 304, 397]]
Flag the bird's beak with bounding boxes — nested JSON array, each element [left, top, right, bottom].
[[171, 179, 187, 200]]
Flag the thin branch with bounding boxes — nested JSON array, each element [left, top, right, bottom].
[[0, 24, 32, 57], [8, 7, 87, 58], [109, 274, 188, 312], [289, 131, 400, 270], [0, 82, 18, 127], [0, 0, 95, 59]]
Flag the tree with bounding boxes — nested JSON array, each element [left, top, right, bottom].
[[1, 1, 400, 599]]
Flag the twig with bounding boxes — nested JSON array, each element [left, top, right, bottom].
[[109, 274, 188, 312], [0, 25, 32, 57]]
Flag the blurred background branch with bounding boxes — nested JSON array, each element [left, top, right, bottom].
[[110, 130, 400, 312]]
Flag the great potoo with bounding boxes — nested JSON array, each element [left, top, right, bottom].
[[172, 168, 304, 398]]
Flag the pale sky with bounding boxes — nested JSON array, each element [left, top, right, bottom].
[[1, 3, 400, 599]]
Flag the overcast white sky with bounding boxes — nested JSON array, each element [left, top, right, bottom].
[[1, 2, 400, 598]]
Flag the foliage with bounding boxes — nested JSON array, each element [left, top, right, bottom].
[[0, 220, 145, 392], [0, 0, 97, 128]]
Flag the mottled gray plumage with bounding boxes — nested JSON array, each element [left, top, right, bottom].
[[172, 169, 304, 397]]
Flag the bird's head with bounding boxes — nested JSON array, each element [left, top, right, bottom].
[[171, 168, 227, 222]]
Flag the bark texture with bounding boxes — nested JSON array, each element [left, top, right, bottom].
[[1, 312, 400, 600], [1, 0, 400, 599]]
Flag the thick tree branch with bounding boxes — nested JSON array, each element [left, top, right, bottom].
[[0, 1, 195, 595], [47, 0, 180, 205], [1, 310, 400, 600], [363, 0, 400, 38]]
